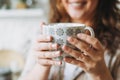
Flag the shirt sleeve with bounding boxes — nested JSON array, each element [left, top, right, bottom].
[[111, 50, 120, 80], [18, 49, 36, 80], [116, 51, 120, 80]]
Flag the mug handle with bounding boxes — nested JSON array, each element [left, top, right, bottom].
[[84, 26, 95, 37]]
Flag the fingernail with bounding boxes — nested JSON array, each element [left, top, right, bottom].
[[52, 44, 58, 49], [56, 61, 62, 65], [77, 33, 82, 37], [62, 45, 68, 50], [55, 51, 61, 56], [62, 45, 65, 49], [67, 37, 74, 42]]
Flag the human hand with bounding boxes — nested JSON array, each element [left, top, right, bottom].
[[34, 23, 62, 67], [62, 33, 112, 79]]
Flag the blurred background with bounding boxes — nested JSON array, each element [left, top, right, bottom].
[[0, 0, 120, 80], [0, 0, 49, 80]]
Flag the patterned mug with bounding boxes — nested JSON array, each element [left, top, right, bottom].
[[43, 23, 95, 60]]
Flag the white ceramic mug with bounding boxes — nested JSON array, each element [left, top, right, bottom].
[[43, 23, 95, 60]]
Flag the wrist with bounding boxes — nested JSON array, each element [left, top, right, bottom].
[[30, 64, 51, 80], [88, 68, 113, 80]]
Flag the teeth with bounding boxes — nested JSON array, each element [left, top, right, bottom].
[[70, 3, 83, 7]]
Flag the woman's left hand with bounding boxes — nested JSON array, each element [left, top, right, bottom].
[[62, 33, 112, 80]]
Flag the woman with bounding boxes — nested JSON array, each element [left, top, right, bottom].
[[19, 0, 120, 80]]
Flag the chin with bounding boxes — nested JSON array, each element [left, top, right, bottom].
[[68, 10, 85, 21]]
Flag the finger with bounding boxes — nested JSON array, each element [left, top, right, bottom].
[[35, 43, 59, 51], [67, 36, 88, 51], [64, 57, 86, 69], [40, 22, 46, 34], [62, 45, 82, 60], [40, 22, 46, 27], [37, 59, 62, 66], [77, 33, 104, 51], [67, 37, 96, 57], [62, 45, 92, 63], [83, 46, 98, 58], [35, 51, 62, 58], [37, 35, 53, 42]]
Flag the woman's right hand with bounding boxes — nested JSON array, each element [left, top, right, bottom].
[[33, 24, 62, 68]]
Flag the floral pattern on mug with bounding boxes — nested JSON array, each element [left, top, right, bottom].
[[66, 28, 74, 36], [56, 38, 64, 45], [56, 28, 64, 36]]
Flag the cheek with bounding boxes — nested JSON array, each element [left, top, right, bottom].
[[61, 0, 68, 10], [87, 0, 98, 13]]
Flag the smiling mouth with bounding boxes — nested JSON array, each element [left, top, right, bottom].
[[69, 2, 86, 8]]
